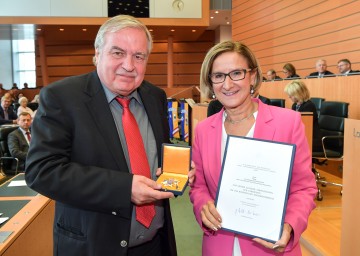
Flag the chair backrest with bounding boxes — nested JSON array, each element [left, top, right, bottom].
[[318, 101, 349, 152], [269, 98, 285, 108], [27, 102, 39, 111], [310, 97, 325, 117], [0, 126, 19, 171]]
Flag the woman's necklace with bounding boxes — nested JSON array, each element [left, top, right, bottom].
[[225, 111, 254, 124]]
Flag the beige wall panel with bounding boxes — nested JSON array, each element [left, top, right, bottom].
[[38, 56, 94, 66], [148, 53, 168, 63], [174, 63, 202, 74], [46, 66, 95, 76], [174, 53, 205, 63], [45, 45, 94, 56], [232, 0, 360, 77], [146, 64, 168, 75]]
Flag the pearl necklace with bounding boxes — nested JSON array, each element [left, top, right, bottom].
[[225, 111, 254, 124]]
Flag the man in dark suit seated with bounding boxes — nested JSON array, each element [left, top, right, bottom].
[[337, 59, 360, 75], [0, 94, 18, 125], [266, 69, 282, 81], [8, 112, 32, 170], [307, 59, 334, 78]]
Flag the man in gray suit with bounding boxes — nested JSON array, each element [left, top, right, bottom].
[[8, 112, 32, 170]]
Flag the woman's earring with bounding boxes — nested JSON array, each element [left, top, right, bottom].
[[250, 86, 255, 95], [212, 93, 216, 99]]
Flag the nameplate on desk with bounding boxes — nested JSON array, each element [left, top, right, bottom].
[[0, 231, 13, 243], [215, 136, 295, 242]]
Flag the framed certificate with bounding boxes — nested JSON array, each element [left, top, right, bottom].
[[215, 136, 295, 242]]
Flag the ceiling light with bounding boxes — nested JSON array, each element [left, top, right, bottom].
[[59, 28, 64, 31], [192, 30, 196, 32], [82, 28, 87, 31], [215, 11, 219, 14], [37, 28, 42, 31], [171, 29, 175, 32], [210, 16, 214, 19]]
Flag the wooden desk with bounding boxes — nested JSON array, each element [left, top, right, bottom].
[[261, 75, 360, 120], [0, 174, 54, 256]]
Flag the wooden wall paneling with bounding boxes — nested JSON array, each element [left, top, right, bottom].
[[233, 0, 355, 41], [254, 22, 360, 60], [174, 63, 202, 74], [147, 53, 168, 63], [45, 66, 95, 77], [43, 55, 94, 66], [174, 75, 200, 85], [259, 37, 360, 66], [232, 0, 325, 39], [146, 64, 168, 75], [45, 45, 93, 55], [174, 53, 206, 63], [232, 0, 360, 79], [173, 42, 214, 52], [144, 75, 167, 87]]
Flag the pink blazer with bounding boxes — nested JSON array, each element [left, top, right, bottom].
[[189, 99, 317, 256]]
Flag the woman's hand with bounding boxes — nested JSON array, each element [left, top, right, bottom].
[[201, 200, 222, 231], [188, 160, 196, 184], [252, 223, 293, 253]]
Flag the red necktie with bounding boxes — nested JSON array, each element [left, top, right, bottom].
[[116, 97, 155, 228], [26, 131, 31, 143]]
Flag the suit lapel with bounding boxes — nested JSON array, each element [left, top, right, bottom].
[[83, 72, 127, 171], [254, 99, 276, 140], [138, 82, 166, 157]]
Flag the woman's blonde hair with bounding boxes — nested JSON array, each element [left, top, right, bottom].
[[284, 80, 310, 103], [200, 41, 262, 98]]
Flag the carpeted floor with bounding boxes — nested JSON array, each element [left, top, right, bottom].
[[170, 187, 202, 256]]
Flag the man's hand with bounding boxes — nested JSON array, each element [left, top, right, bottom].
[[131, 175, 174, 205]]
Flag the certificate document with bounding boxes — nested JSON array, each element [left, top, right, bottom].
[[215, 136, 295, 242]]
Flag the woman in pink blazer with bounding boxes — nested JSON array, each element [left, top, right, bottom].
[[189, 41, 317, 256]]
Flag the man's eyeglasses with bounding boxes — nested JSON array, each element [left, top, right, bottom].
[[209, 69, 253, 84]]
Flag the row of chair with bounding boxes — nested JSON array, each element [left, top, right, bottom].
[[268, 97, 348, 201], [311, 100, 348, 201]]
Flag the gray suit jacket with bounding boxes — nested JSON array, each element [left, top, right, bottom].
[[8, 128, 29, 170], [25, 71, 176, 256]]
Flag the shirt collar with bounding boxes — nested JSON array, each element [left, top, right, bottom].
[[101, 83, 142, 105]]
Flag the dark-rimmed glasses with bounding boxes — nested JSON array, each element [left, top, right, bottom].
[[209, 69, 253, 84]]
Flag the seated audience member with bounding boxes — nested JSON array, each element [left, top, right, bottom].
[[266, 69, 282, 80], [308, 59, 334, 78], [283, 63, 300, 79], [284, 80, 322, 152], [17, 97, 35, 118], [337, 59, 359, 75], [8, 112, 32, 170], [0, 95, 17, 125], [207, 91, 270, 117]]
